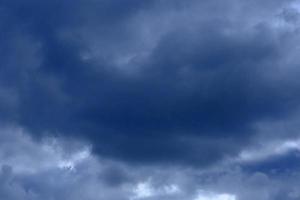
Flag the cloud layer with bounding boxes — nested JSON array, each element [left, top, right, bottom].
[[1, 0, 300, 199], [1, 126, 300, 200]]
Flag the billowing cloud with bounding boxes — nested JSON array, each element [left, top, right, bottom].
[[1, 0, 300, 199], [0, 0, 300, 166], [0, 126, 300, 200]]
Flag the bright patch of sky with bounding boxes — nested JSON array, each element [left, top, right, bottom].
[[195, 191, 236, 200]]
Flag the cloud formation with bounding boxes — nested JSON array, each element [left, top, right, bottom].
[[1, 0, 300, 166], [0, 126, 300, 200], [1, 0, 300, 199]]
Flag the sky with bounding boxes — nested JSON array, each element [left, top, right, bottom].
[[1, 0, 300, 199]]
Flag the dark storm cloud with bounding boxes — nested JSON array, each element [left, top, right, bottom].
[[0, 0, 300, 166]]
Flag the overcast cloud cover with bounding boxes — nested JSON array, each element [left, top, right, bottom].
[[1, 0, 300, 199]]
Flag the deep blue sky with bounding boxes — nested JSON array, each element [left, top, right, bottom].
[[1, 0, 300, 199]]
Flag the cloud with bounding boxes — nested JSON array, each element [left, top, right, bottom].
[[0, 0, 299, 167], [194, 192, 236, 200], [1, 0, 300, 181], [1, 125, 300, 200], [238, 138, 300, 163], [3, 0, 300, 199], [0, 125, 300, 200]]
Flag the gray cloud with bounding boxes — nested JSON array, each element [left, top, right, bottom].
[[0, 0, 300, 166], [1, 0, 300, 199], [0, 126, 300, 200]]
